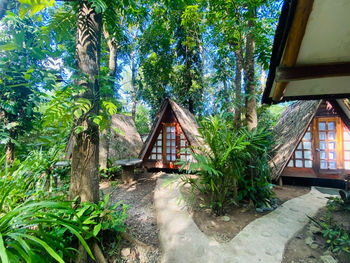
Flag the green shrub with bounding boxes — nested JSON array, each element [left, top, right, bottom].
[[99, 161, 122, 180], [0, 200, 93, 263], [71, 194, 128, 242], [237, 128, 275, 208], [327, 196, 350, 213], [0, 152, 127, 262], [308, 197, 350, 255], [0, 149, 68, 213], [179, 114, 274, 215], [321, 224, 350, 254]]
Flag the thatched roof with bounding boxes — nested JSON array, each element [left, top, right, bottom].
[[169, 100, 205, 152], [139, 99, 205, 159], [270, 100, 321, 180], [65, 114, 143, 167], [106, 114, 143, 163]]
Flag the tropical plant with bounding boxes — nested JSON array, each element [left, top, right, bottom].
[[309, 200, 350, 256], [0, 200, 93, 263], [0, 195, 128, 263], [327, 196, 350, 213], [71, 194, 127, 244], [0, 12, 57, 162], [135, 104, 150, 135], [99, 160, 122, 180], [0, 152, 127, 262], [179, 114, 274, 215]]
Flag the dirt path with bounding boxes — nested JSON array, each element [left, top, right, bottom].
[[102, 172, 163, 262]]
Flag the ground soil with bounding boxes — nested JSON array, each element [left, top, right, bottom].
[[182, 185, 311, 243], [100, 171, 163, 263], [282, 206, 350, 263]]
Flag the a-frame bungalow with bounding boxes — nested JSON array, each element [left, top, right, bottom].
[[139, 98, 204, 169], [270, 99, 350, 188]]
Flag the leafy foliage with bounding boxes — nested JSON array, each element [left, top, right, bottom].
[[308, 197, 350, 255], [18, 0, 55, 17], [327, 195, 350, 213], [0, 200, 93, 263], [0, 152, 127, 262], [135, 104, 150, 134], [99, 160, 122, 180], [0, 13, 58, 158], [179, 114, 274, 215], [2, 0, 284, 260]]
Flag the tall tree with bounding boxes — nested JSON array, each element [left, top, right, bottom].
[[68, 2, 111, 262], [129, 25, 139, 120], [234, 47, 244, 129], [172, 3, 204, 114], [139, 3, 173, 116], [244, 5, 257, 130], [69, 0, 102, 204], [139, 0, 206, 114], [206, 0, 246, 124]]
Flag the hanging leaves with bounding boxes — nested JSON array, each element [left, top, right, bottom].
[[18, 0, 55, 17]]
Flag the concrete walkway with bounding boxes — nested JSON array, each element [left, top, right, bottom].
[[154, 174, 332, 263]]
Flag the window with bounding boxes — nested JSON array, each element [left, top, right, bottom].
[[288, 127, 313, 168], [179, 131, 193, 161], [149, 131, 162, 160], [148, 123, 194, 164]]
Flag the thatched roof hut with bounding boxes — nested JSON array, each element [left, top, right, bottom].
[[100, 114, 143, 168], [270, 100, 321, 180], [139, 98, 206, 169], [270, 99, 350, 186], [65, 114, 143, 169]]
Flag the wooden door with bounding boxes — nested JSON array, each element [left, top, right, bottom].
[[163, 124, 177, 163], [315, 117, 341, 172]]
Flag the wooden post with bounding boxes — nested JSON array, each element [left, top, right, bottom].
[[278, 177, 283, 187], [122, 166, 134, 184]]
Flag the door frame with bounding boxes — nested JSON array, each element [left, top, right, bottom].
[[313, 116, 343, 173], [162, 123, 178, 165]]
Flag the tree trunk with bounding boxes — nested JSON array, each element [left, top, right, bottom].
[[233, 177, 238, 204], [101, 24, 120, 169], [99, 128, 109, 170], [188, 98, 194, 114], [5, 141, 14, 164], [69, 0, 102, 205], [234, 47, 243, 129], [103, 23, 118, 90], [223, 79, 229, 110], [198, 43, 205, 117], [245, 7, 258, 208], [187, 56, 194, 114], [244, 10, 257, 131], [130, 50, 137, 121], [70, 2, 105, 262]]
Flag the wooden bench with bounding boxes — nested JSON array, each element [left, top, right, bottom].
[[114, 159, 143, 184]]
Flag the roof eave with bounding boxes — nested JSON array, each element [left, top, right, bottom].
[[262, 0, 298, 105]]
